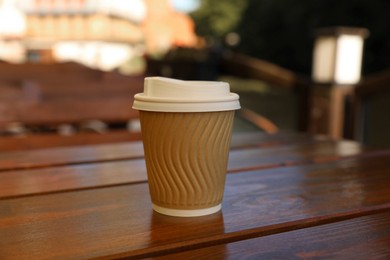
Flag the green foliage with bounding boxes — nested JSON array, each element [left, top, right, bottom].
[[190, 0, 248, 37]]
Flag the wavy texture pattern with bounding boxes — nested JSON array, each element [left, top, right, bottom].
[[139, 111, 234, 210]]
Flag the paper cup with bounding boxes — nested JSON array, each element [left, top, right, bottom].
[[133, 77, 240, 217]]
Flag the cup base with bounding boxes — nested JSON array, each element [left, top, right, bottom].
[[152, 203, 222, 217]]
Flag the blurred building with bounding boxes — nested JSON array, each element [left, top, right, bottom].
[[142, 0, 197, 54], [21, 0, 144, 42], [0, 0, 198, 71]]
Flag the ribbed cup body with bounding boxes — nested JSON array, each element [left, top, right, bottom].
[[139, 110, 234, 210]]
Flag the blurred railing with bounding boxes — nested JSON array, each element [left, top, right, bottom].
[[354, 69, 390, 147], [220, 52, 311, 132]]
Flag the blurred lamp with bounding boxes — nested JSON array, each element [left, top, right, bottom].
[[312, 27, 369, 85]]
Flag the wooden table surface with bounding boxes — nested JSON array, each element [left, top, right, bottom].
[[0, 131, 389, 259]]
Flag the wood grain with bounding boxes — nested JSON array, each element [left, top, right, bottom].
[[1, 155, 390, 259], [0, 132, 355, 171], [157, 212, 390, 259], [0, 139, 145, 171], [0, 159, 147, 199], [227, 138, 364, 172], [0, 132, 296, 171], [0, 131, 142, 152], [0, 139, 369, 199]]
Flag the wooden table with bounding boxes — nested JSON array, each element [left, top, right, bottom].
[[0, 131, 389, 259]]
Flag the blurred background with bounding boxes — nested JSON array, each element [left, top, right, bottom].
[[0, 0, 389, 149]]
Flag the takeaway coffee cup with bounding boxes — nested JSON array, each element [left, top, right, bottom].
[[133, 77, 240, 217]]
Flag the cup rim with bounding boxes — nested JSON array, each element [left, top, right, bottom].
[[134, 92, 239, 103]]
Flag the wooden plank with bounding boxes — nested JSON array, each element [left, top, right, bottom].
[[0, 137, 145, 171], [7, 98, 139, 126], [0, 130, 142, 152], [157, 212, 390, 259], [0, 62, 103, 83], [0, 159, 147, 199], [1, 156, 389, 259], [0, 139, 370, 198], [0, 132, 293, 170], [0, 132, 349, 171], [36, 76, 143, 96], [231, 131, 316, 148], [227, 138, 364, 172], [0, 139, 368, 198]]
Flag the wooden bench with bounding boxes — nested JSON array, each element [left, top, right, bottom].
[[0, 74, 143, 127], [0, 62, 144, 151]]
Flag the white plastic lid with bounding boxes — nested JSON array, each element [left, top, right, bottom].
[[132, 77, 240, 112]]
